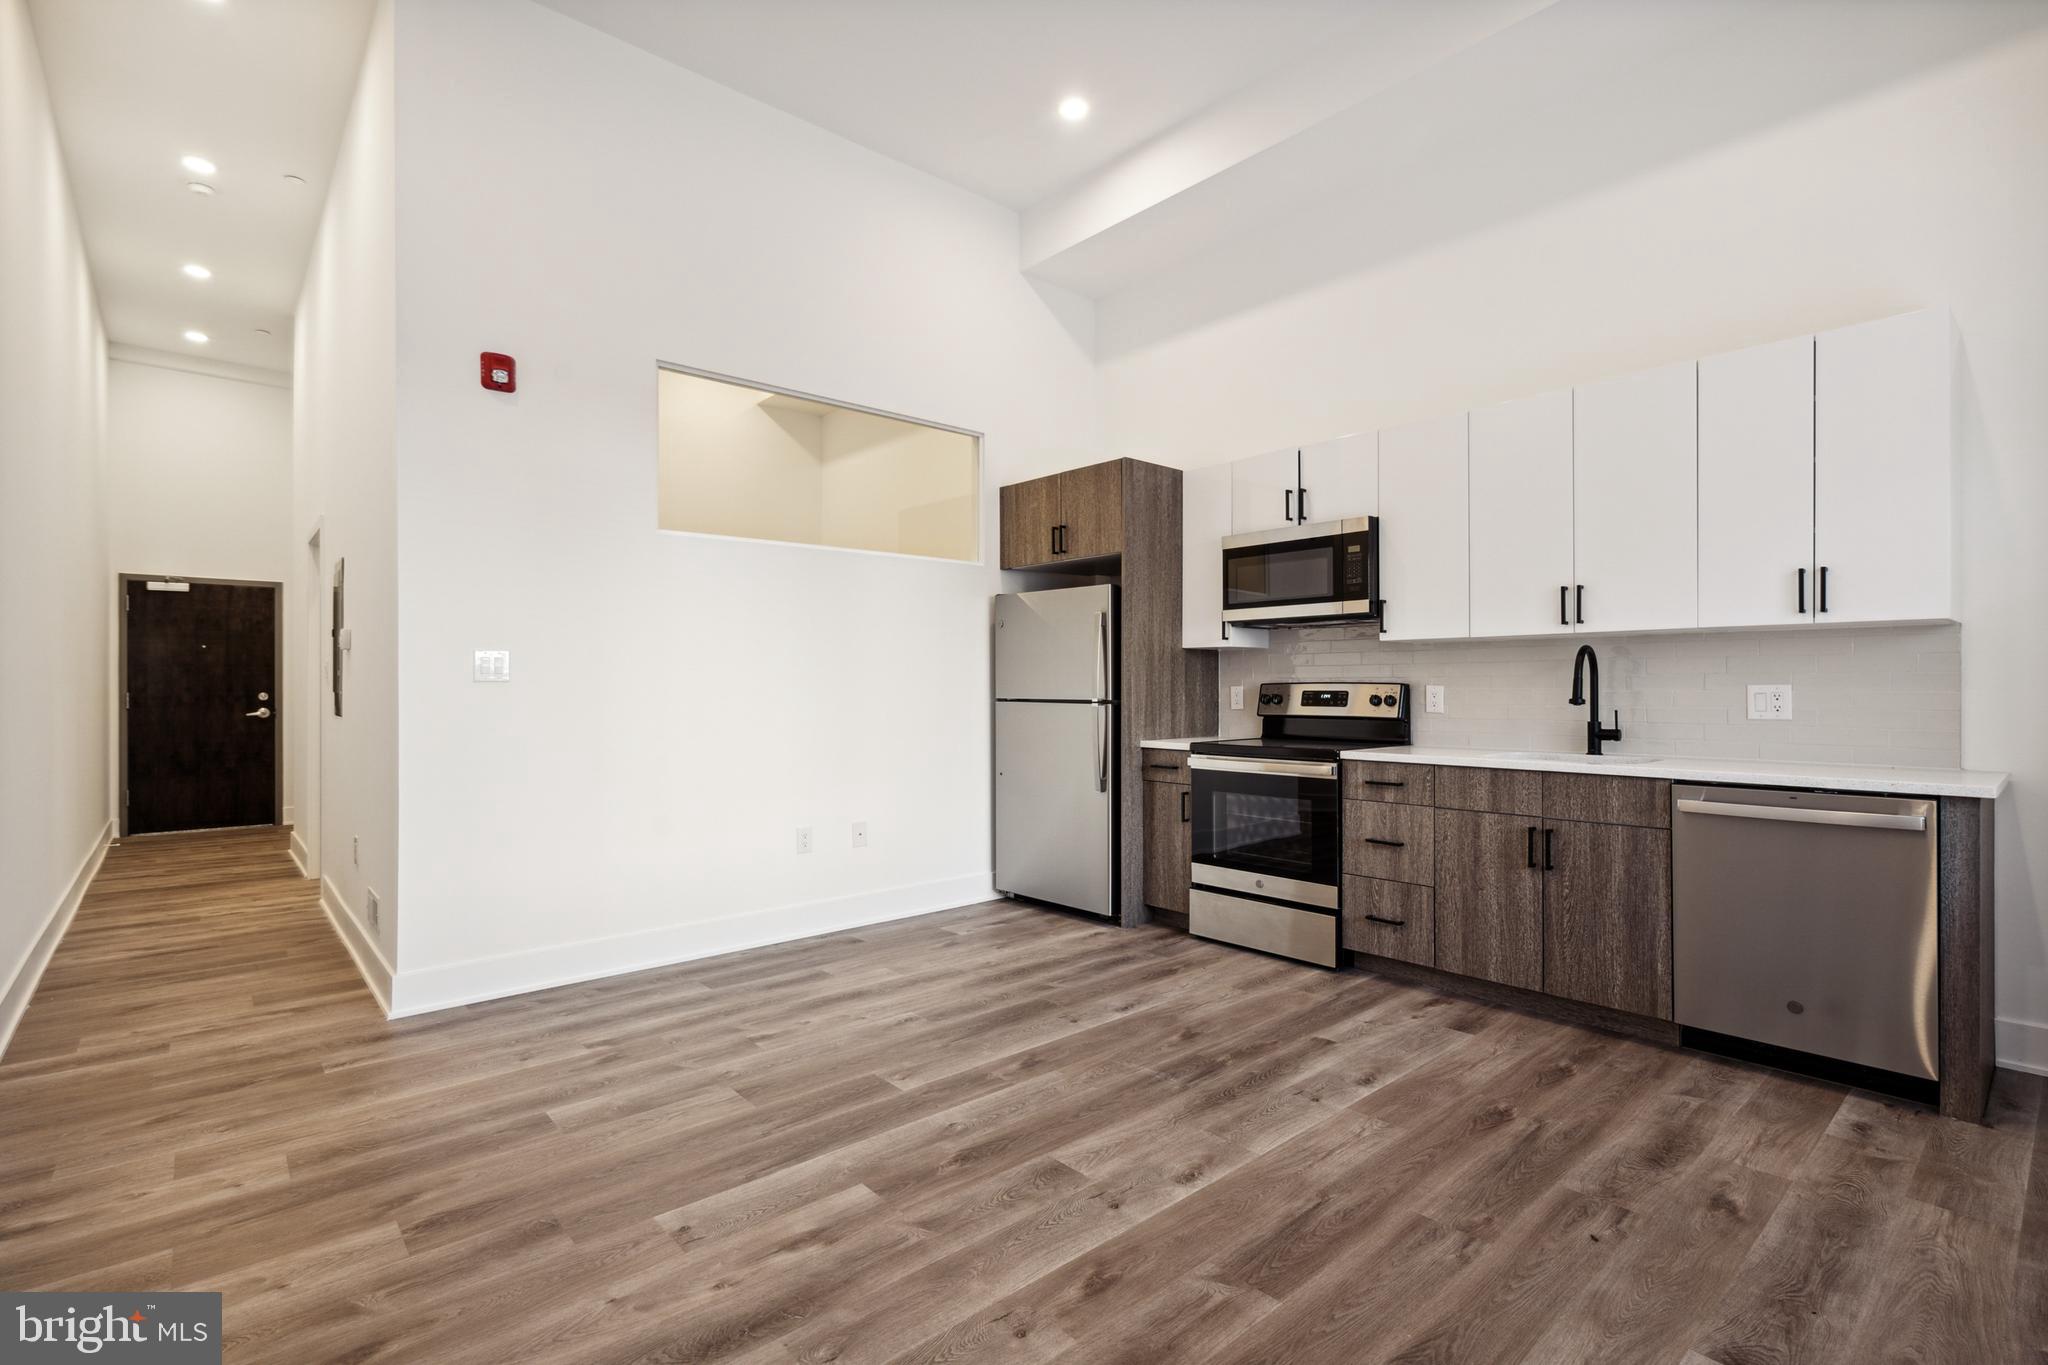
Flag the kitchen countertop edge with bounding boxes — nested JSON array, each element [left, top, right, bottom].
[[1139, 737, 1226, 752], [1336, 746, 2007, 800]]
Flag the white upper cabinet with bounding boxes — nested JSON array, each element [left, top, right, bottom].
[[1182, 462, 1269, 650], [1699, 335, 1815, 628], [1815, 308, 1953, 623], [1230, 447, 1302, 534], [1296, 431, 1377, 524], [1377, 411, 1469, 642], [1469, 390, 1574, 638], [1571, 360, 1698, 634]]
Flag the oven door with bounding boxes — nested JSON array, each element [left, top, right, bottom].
[[1189, 755, 1341, 907], [1221, 519, 1376, 624]]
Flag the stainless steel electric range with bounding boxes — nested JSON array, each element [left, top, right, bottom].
[[1187, 681, 1411, 967]]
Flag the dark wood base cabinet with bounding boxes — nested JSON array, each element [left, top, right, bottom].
[[1347, 769, 1671, 1015], [1142, 775, 1190, 916]]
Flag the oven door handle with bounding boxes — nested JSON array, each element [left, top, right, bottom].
[[1189, 754, 1338, 779]]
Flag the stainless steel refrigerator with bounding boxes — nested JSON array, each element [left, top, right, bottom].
[[993, 584, 1118, 918]]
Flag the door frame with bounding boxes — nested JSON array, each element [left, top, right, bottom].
[[116, 572, 285, 838]]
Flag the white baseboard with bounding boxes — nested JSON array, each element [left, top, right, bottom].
[[318, 876, 395, 1016], [288, 830, 312, 879], [0, 821, 113, 1061], [1996, 1017, 2048, 1076], [387, 873, 995, 1019]]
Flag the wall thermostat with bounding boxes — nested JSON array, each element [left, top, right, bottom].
[[480, 351, 516, 392]]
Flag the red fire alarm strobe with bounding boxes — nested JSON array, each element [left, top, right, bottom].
[[480, 352, 516, 392]]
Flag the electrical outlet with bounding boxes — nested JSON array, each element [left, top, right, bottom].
[[1747, 684, 1795, 721], [366, 888, 380, 930], [1425, 685, 1446, 714], [796, 826, 812, 854], [352, 835, 360, 866], [851, 821, 869, 849], [1229, 685, 1245, 711]]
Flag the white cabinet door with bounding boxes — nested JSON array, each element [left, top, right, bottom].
[[1230, 447, 1301, 533], [1699, 335, 1814, 628], [1572, 360, 1698, 634], [1816, 308, 1953, 623], [1377, 411, 1469, 641], [1182, 462, 1269, 650], [1297, 431, 1376, 524], [1469, 390, 1574, 638]]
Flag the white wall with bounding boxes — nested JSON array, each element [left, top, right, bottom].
[[0, 0, 110, 1051], [383, 0, 1099, 1011], [292, 0, 398, 1001], [107, 355, 292, 583], [1099, 30, 2048, 1065]]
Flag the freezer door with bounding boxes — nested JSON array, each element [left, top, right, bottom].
[[994, 700, 1116, 917], [994, 585, 1116, 702]]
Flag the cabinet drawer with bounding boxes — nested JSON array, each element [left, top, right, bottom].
[[1342, 877, 1434, 967], [1343, 761, 1433, 806], [1434, 765, 1543, 816], [1140, 752, 1190, 784], [1343, 802, 1434, 886], [1543, 772, 1671, 828]]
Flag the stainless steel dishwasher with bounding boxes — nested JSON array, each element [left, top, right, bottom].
[[1673, 784, 1938, 1081]]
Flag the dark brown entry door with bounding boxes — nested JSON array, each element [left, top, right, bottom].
[[125, 580, 278, 835]]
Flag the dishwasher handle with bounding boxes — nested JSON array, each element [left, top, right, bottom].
[[1675, 797, 1925, 832]]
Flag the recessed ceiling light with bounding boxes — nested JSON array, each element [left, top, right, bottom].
[[180, 155, 216, 176], [182, 330, 209, 344], [181, 263, 212, 280], [1057, 95, 1090, 123], [186, 181, 215, 195]]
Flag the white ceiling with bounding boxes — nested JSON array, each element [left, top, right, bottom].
[[532, 0, 1372, 209], [27, 0, 376, 374]]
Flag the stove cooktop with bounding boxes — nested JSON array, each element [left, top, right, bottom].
[[1189, 735, 1405, 761]]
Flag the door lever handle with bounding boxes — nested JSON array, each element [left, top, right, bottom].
[[245, 707, 272, 718]]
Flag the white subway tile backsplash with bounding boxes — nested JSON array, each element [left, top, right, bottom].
[[1214, 623, 1961, 767]]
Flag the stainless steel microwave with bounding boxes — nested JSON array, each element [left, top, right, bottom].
[[1220, 517, 1379, 625]]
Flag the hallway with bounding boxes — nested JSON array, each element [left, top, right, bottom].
[[3, 831, 2045, 1363]]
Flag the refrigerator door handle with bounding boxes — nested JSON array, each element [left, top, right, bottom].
[[1093, 705, 1108, 793], [1094, 611, 1109, 702]]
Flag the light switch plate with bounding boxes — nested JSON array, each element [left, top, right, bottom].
[[473, 650, 511, 683], [1747, 683, 1794, 720], [1425, 685, 1446, 714], [1229, 685, 1245, 711]]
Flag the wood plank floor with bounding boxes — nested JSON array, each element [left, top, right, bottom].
[[3, 828, 2042, 1364]]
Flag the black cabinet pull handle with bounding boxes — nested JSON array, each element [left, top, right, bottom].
[[1298, 486, 1308, 522], [1145, 762, 1178, 772], [1364, 837, 1405, 848], [1363, 914, 1406, 927], [1798, 567, 1808, 614], [1181, 789, 1190, 823], [1049, 525, 1057, 558], [1818, 565, 1829, 613], [1560, 585, 1569, 627], [1543, 828, 1555, 871], [1357, 778, 1406, 788], [1526, 826, 1537, 867], [1284, 488, 1293, 522], [1575, 584, 1585, 624]]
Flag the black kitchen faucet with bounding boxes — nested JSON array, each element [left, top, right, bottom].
[[1569, 644, 1624, 756]]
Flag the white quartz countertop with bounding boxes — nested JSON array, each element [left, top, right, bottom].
[[1336, 745, 2008, 799], [1139, 737, 1223, 751]]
